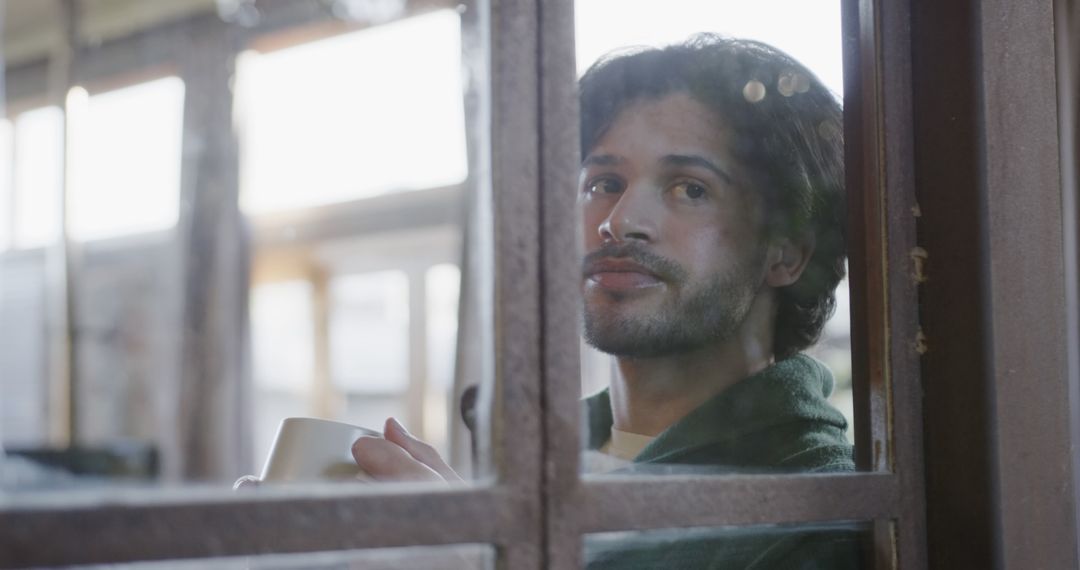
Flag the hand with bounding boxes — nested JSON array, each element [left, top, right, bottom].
[[351, 417, 463, 483]]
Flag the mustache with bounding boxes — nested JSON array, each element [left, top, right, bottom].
[[582, 243, 687, 282]]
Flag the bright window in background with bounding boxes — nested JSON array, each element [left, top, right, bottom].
[[425, 264, 460, 391], [250, 279, 315, 470], [13, 106, 63, 249], [236, 9, 468, 215], [330, 271, 410, 393], [424, 263, 461, 454], [0, 120, 12, 251], [251, 280, 315, 393], [69, 76, 185, 241], [575, 0, 843, 94]]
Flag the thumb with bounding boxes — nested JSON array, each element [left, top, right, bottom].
[[384, 418, 462, 482]]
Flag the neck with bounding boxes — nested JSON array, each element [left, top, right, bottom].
[[608, 292, 775, 437]]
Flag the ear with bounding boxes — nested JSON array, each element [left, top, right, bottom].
[[764, 235, 815, 288]]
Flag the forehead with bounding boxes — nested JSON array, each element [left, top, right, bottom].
[[586, 92, 734, 162]]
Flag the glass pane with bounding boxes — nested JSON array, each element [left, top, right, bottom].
[[1, 0, 493, 499], [237, 3, 487, 491], [574, 0, 856, 477], [585, 522, 880, 570], [71, 544, 494, 570]]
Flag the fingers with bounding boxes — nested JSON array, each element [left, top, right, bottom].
[[351, 417, 464, 484], [351, 435, 444, 482], [383, 417, 463, 483]]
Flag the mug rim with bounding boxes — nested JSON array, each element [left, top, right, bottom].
[[279, 416, 382, 436]]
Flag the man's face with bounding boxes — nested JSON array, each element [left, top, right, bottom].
[[579, 92, 769, 357]]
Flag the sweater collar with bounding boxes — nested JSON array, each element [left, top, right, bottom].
[[583, 354, 844, 463]]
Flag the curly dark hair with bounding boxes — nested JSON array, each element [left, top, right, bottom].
[[579, 35, 847, 360]]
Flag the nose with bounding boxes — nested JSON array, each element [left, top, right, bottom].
[[597, 185, 658, 243]]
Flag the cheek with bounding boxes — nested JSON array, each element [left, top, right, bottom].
[[672, 224, 748, 272]]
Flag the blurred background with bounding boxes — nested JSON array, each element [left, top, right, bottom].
[[0, 0, 850, 490], [0, 0, 481, 488]]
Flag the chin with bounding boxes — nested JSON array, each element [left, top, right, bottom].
[[583, 313, 699, 358], [584, 333, 706, 359]]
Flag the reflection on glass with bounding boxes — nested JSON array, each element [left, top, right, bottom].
[[575, 0, 853, 477], [585, 522, 873, 569]]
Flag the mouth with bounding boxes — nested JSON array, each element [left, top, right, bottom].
[[583, 258, 665, 291]]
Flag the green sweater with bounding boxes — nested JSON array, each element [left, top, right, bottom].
[[583, 354, 862, 569]]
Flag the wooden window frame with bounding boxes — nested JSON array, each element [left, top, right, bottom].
[[2, 0, 1078, 568]]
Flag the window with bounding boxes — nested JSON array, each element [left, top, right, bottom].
[[250, 279, 317, 471], [574, 0, 843, 93], [0, 77, 184, 249], [330, 271, 410, 395], [11, 106, 63, 249], [0, 119, 13, 251], [236, 9, 468, 214], [2, 0, 1076, 568], [68, 76, 185, 241]]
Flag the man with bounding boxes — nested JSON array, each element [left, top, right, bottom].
[[575, 35, 851, 480], [575, 34, 854, 479], [352, 35, 859, 567]]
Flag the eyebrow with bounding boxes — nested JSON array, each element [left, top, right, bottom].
[[661, 154, 734, 185], [581, 154, 623, 168], [581, 153, 734, 185]]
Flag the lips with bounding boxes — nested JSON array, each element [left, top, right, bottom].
[[583, 258, 664, 291]]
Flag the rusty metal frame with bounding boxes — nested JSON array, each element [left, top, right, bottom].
[[578, 474, 899, 532], [535, 0, 582, 567], [849, 0, 929, 566], [976, 0, 1077, 566], [1058, 0, 1080, 563], [913, 0, 1079, 567], [0, 488, 510, 565]]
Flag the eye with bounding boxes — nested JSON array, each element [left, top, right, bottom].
[[585, 177, 625, 195], [670, 181, 708, 201]]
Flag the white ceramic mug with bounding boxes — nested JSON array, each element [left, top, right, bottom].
[[258, 417, 381, 483]]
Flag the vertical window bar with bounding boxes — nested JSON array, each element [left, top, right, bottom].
[[485, 0, 545, 566], [537, 0, 582, 567]]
